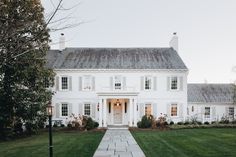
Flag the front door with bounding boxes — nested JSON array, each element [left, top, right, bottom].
[[113, 104, 122, 124]]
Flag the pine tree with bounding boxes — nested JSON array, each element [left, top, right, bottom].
[[0, 0, 54, 138]]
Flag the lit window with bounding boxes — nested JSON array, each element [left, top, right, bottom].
[[145, 104, 152, 116], [171, 77, 178, 90], [229, 107, 234, 119], [171, 104, 178, 116], [205, 107, 210, 118], [61, 104, 68, 116], [83, 76, 92, 91], [114, 76, 122, 90], [145, 76, 152, 90], [61, 77, 68, 90], [84, 104, 91, 116]]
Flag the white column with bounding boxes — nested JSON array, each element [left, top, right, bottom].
[[133, 98, 137, 127], [103, 98, 107, 127], [129, 98, 133, 127], [99, 98, 103, 127]]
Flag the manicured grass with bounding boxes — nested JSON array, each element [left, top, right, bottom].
[[131, 128, 236, 157], [0, 130, 105, 157]]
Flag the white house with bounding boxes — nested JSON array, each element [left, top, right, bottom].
[[46, 35, 235, 127]]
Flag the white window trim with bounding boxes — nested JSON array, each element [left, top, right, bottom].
[[170, 103, 179, 117], [204, 107, 211, 119], [82, 75, 93, 91], [60, 103, 69, 117], [144, 76, 153, 91], [83, 103, 91, 116], [113, 75, 123, 90], [60, 76, 69, 91], [170, 76, 180, 91]]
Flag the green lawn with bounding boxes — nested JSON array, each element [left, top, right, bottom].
[[0, 131, 104, 157], [131, 128, 236, 157]]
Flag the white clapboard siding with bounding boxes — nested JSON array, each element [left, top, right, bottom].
[[167, 77, 170, 91], [123, 77, 126, 90], [153, 77, 157, 91], [179, 76, 183, 91], [212, 107, 216, 120], [92, 76, 95, 91], [55, 103, 60, 118], [78, 103, 83, 115], [69, 76, 72, 91], [55, 76, 59, 91], [166, 104, 171, 117], [140, 76, 144, 90], [225, 107, 229, 116], [91, 103, 96, 118], [179, 104, 183, 117], [139, 103, 144, 117], [68, 103, 72, 116], [153, 103, 157, 117], [78, 77, 82, 91]]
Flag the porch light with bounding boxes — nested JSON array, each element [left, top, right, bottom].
[[116, 99, 120, 106], [46, 101, 53, 116]]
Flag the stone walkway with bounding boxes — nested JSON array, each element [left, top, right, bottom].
[[93, 129, 146, 157]]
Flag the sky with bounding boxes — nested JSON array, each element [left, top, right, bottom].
[[41, 0, 236, 83]]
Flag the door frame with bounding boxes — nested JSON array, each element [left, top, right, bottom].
[[112, 102, 123, 125]]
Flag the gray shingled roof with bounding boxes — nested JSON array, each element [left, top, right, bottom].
[[46, 48, 188, 70], [188, 84, 236, 104]]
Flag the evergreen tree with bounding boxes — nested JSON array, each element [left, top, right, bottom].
[[0, 0, 54, 138]]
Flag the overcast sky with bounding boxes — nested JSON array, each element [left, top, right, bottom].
[[42, 0, 236, 83]]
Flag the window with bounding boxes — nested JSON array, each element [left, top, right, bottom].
[[192, 106, 194, 112], [114, 76, 122, 90], [61, 77, 68, 90], [205, 107, 210, 118], [83, 76, 92, 91], [61, 104, 68, 116], [108, 102, 111, 113], [44, 77, 50, 88], [125, 102, 127, 113], [229, 107, 234, 119], [145, 104, 152, 116], [171, 104, 178, 116], [171, 77, 178, 90], [145, 76, 152, 90], [84, 104, 91, 116]]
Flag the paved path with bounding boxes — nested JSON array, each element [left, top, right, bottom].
[[93, 129, 146, 157]]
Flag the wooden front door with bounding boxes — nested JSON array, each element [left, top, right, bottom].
[[113, 104, 122, 124]]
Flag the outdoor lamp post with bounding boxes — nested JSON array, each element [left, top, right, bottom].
[[46, 101, 53, 157]]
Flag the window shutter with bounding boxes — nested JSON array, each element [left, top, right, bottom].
[[166, 104, 171, 117], [225, 107, 229, 116], [153, 77, 157, 91], [212, 107, 216, 120], [167, 77, 170, 91], [139, 103, 144, 117], [78, 103, 83, 116], [91, 103, 96, 119], [78, 77, 82, 91], [68, 103, 72, 116], [179, 76, 183, 91], [179, 104, 183, 117], [201, 107, 205, 120], [153, 103, 157, 117], [141, 76, 144, 90], [110, 77, 113, 91], [92, 76, 95, 91], [55, 103, 60, 118], [69, 76, 72, 91], [123, 77, 126, 90], [55, 76, 59, 91]]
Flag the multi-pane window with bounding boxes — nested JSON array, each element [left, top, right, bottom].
[[44, 77, 50, 88], [83, 76, 92, 91], [229, 107, 234, 119], [84, 104, 91, 116], [205, 107, 210, 118], [145, 104, 152, 116], [61, 77, 68, 90], [61, 104, 68, 116], [171, 77, 178, 90], [114, 76, 122, 90], [171, 104, 178, 116], [145, 76, 152, 90]]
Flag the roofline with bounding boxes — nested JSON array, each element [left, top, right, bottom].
[[188, 102, 235, 105], [50, 47, 174, 50]]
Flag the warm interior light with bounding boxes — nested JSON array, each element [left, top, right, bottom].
[[46, 101, 53, 116], [116, 99, 120, 106]]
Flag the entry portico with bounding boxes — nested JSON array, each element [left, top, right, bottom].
[[97, 92, 139, 127]]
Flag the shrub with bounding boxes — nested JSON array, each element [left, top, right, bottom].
[[53, 123, 58, 128], [25, 122, 38, 135], [164, 121, 168, 126], [137, 121, 142, 128], [197, 121, 202, 125], [232, 120, 236, 124], [85, 117, 95, 130], [177, 122, 183, 125], [184, 121, 190, 125], [60, 124, 65, 127], [13, 120, 23, 136], [94, 122, 99, 128], [67, 123, 72, 128], [211, 121, 216, 124], [139, 115, 152, 128], [169, 121, 174, 125], [204, 121, 209, 125]]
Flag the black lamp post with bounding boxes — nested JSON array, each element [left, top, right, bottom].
[[46, 101, 53, 157]]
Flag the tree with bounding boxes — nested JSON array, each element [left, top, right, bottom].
[[0, 0, 54, 138]]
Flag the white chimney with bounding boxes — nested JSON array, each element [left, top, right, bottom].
[[169, 32, 178, 52], [59, 33, 65, 51]]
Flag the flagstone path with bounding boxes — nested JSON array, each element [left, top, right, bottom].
[[93, 129, 145, 157]]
